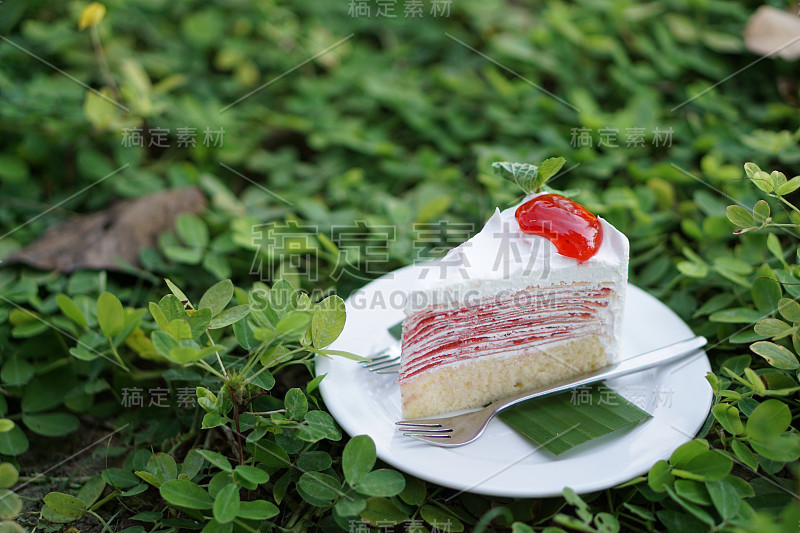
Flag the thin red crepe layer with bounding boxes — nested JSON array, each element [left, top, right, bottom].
[[400, 286, 612, 381]]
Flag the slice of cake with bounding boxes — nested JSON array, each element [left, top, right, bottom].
[[399, 192, 629, 419]]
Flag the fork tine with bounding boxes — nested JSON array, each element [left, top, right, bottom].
[[361, 355, 391, 365], [367, 358, 400, 371], [401, 427, 452, 433], [403, 433, 452, 440], [376, 366, 400, 374], [395, 421, 442, 427]]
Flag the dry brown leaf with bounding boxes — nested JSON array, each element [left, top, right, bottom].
[[744, 6, 800, 61], [4, 187, 206, 272]]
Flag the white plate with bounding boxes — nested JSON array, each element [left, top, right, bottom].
[[316, 264, 712, 497]]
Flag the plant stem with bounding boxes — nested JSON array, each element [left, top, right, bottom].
[[243, 363, 272, 385], [206, 330, 227, 377], [243, 346, 307, 384], [108, 342, 130, 372], [228, 385, 244, 465], [90, 490, 119, 512], [194, 360, 226, 380], [777, 194, 800, 217], [90, 26, 122, 103], [248, 409, 285, 416]]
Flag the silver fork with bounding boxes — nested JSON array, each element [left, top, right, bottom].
[[396, 336, 707, 447], [360, 342, 401, 374]]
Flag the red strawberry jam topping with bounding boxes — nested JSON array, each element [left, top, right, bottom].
[[514, 193, 603, 262]]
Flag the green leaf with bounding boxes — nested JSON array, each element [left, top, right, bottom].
[[398, 476, 426, 506], [335, 495, 367, 517], [185, 307, 212, 338], [176, 213, 209, 248], [233, 317, 258, 350], [712, 404, 743, 435], [647, 460, 674, 492], [705, 479, 740, 519], [166, 318, 192, 340], [750, 341, 799, 370], [252, 439, 291, 467], [102, 468, 139, 489], [163, 245, 202, 264], [778, 298, 800, 322], [730, 440, 758, 470], [343, 435, 376, 486], [202, 413, 227, 429], [276, 311, 313, 342], [754, 318, 792, 338], [310, 295, 346, 349], [248, 368, 275, 391], [752, 200, 770, 223], [22, 413, 79, 437], [0, 464, 18, 489], [709, 308, 764, 323], [0, 489, 21, 520], [285, 388, 308, 420], [159, 479, 213, 509], [420, 504, 465, 532], [197, 450, 233, 472], [305, 410, 342, 441], [499, 384, 651, 454], [158, 294, 186, 322], [492, 161, 540, 194], [674, 480, 711, 505], [234, 465, 269, 485], [164, 279, 191, 308], [135, 471, 160, 487], [752, 273, 781, 314], [199, 280, 234, 317], [752, 171, 775, 193], [43, 492, 86, 519], [360, 497, 409, 526], [151, 330, 178, 358], [212, 484, 239, 524], [725, 205, 754, 228], [665, 486, 715, 526], [767, 233, 784, 263], [749, 433, 800, 462], [0, 426, 29, 456], [149, 452, 178, 483], [296, 451, 332, 472], [237, 499, 279, 520], [209, 305, 250, 329], [677, 261, 708, 278], [1, 357, 34, 387], [746, 399, 790, 439], [149, 302, 169, 330], [353, 469, 406, 497], [56, 294, 87, 328], [297, 472, 341, 502], [674, 450, 732, 481], [200, 519, 231, 533], [777, 176, 800, 195], [538, 157, 567, 183], [97, 292, 125, 338]]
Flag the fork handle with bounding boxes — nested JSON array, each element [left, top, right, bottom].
[[489, 336, 708, 413]]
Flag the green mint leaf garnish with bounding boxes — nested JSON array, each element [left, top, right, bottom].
[[492, 157, 567, 194]]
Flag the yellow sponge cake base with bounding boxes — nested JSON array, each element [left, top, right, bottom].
[[400, 336, 608, 419]]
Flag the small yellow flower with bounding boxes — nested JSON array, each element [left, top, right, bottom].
[[78, 2, 106, 31]]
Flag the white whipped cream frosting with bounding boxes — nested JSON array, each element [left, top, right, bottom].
[[407, 193, 630, 314]]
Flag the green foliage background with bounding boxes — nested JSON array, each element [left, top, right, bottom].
[[1, 0, 800, 531]]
